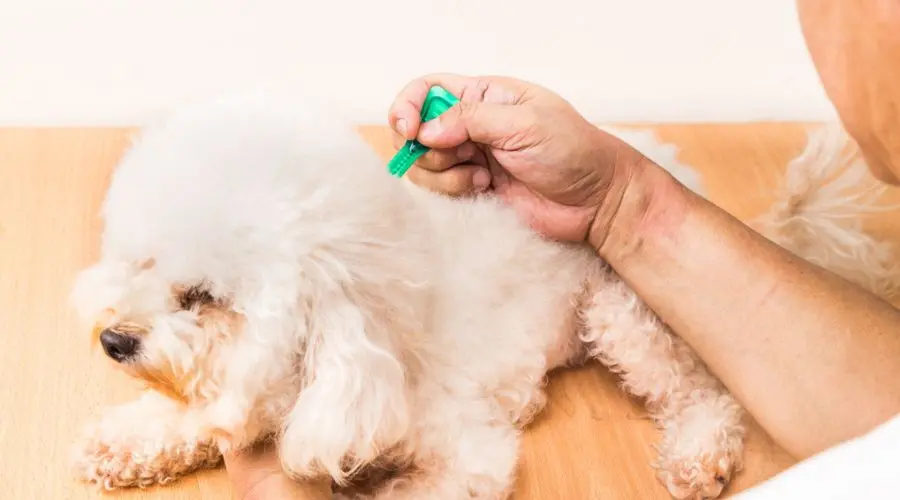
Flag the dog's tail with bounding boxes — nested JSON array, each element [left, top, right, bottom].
[[751, 123, 900, 299]]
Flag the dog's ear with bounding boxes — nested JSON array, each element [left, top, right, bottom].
[[70, 258, 158, 323], [279, 283, 410, 483], [70, 260, 135, 327]]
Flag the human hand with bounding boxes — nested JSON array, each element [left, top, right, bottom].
[[224, 440, 332, 500], [387, 73, 652, 249]]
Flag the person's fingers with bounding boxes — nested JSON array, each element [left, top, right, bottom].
[[387, 74, 526, 141], [391, 132, 481, 172], [388, 73, 474, 141], [420, 142, 481, 172], [407, 162, 492, 196], [417, 100, 538, 150]]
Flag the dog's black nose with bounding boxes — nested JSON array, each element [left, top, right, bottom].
[[99, 329, 139, 362]]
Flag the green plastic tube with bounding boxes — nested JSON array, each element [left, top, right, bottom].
[[387, 85, 460, 178]]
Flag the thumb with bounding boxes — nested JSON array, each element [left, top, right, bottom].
[[417, 100, 534, 150]]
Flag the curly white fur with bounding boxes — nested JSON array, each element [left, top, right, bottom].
[[69, 94, 898, 500], [752, 123, 900, 299]]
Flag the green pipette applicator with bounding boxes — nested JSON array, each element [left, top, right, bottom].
[[387, 85, 460, 178]]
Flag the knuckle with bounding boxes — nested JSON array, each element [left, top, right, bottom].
[[417, 151, 440, 171], [403, 93, 424, 112], [390, 77, 431, 114], [461, 78, 491, 102], [441, 169, 473, 195], [479, 75, 526, 104], [456, 100, 479, 120], [456, 142, 476, 161], [423, 149, 458, 172], [474, 78, 492, 99]]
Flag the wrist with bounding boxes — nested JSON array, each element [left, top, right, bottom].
[[589, 153, 692, 263]]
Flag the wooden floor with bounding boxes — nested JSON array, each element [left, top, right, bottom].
[[1, 124, 898, 499]]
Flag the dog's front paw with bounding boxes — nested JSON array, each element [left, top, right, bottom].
[[71, 423, 222, 490], [71, 435, 159, 489]]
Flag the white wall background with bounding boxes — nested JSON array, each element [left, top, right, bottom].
[[0, 0, 837, 126]]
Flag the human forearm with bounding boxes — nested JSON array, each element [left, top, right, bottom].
[[224, 445, 333, 500], [597, 160, 900, 458]]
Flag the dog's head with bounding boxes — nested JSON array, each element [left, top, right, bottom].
[[71, 92, 428, 476], [71, 257, 247, 404]]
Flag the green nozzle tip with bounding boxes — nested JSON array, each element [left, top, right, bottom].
[[387, 85, 460, 178]]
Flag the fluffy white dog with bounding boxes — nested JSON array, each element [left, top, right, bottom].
[[70, 93, 898, 499]]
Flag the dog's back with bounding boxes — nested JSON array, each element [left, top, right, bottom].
[[399, 183, 600, 417]]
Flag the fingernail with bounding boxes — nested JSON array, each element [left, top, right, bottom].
[[473, 169, 491, 190], [396, 119, 408, 138]]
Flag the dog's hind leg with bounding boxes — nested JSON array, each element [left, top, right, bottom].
[[71, 391, 221, 490], [580, 269, 745, 500]]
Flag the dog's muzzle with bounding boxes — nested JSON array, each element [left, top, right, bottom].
[[99, 329, 140, 363]]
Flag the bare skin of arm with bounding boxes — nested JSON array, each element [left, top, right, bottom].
[[596, 159, 900, 459], [225, 442, 332, 500]]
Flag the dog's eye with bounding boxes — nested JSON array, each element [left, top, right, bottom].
[[178, 285, 216, 310]]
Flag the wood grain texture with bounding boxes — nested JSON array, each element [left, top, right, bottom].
[[1, 124, 897, 499]]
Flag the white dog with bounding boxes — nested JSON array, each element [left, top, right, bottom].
[[70, 93, 898, 499]]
